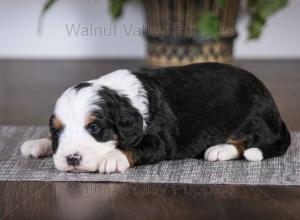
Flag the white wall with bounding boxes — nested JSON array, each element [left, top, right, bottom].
[[0, 0, 299, 59]]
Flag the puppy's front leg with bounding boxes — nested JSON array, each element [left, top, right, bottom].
[[98, 133, 168, 174], [98, 148, 131, 174], [21, 138, 53, 158]]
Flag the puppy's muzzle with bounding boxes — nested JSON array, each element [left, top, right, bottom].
[[66, 153, 81, 166]]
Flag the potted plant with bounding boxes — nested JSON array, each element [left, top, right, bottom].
[[40, 0, 288, 67]]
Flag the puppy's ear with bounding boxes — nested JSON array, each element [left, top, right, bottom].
[[97, 87, 144, 147], [115, 105, 144, 148]]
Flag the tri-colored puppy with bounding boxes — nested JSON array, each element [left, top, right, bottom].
[[21, 63, 291, 173]]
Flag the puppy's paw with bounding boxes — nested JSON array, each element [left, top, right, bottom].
[[244, 148, 263, 161], [98, 149, 130, 174], [204, 144, 239, 161], [21, 138, 53, 158]]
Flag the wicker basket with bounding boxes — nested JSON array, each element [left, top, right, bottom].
[[144, 0, 240, 67]]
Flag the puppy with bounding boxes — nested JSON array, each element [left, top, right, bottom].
[[21, 63, 291, 173]]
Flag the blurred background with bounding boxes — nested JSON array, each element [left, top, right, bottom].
[[0, 0, 299, 128], [0, 0, 299, 62]]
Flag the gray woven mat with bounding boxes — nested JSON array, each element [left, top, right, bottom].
[[0, 126, 299, 185]]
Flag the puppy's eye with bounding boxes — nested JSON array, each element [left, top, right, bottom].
[[54, 129, 61, 137], [86, 123, 101, 134], [50, 126, 61, 138]]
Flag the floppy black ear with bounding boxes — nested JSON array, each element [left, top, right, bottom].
[[115, 104, 144, 148], [97, 87, 144, 148]]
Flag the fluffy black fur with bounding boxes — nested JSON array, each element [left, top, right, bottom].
[[51, 63, 291, 166], [73, 82, 92, 92], [92, 87, 144, 147], [104, 63, 290, 165]]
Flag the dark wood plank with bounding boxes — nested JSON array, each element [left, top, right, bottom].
[[258, 186, 300, 218], [1, 182, 299, 220], [0, 182, 53, 220]]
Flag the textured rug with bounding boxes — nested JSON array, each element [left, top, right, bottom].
[[0, 126, 299, 185]]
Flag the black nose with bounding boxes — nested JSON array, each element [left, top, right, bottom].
[[66, 153, 81, 166]]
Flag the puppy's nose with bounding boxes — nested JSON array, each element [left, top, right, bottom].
[[66, 153, 81, 166]]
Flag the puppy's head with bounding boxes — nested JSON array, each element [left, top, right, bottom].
[[49, 70, 148, 172]]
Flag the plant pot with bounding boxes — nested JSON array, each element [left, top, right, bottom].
[[143, 0, 240, 67]]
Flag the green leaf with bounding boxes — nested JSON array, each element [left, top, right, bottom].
[[110, 0, 127, 19], [41, 0, 57, 15], [216, 0, 226, 8], [38, 0, 57, 34], [248, 17, 265, 39], [198, 12, 220, 39], [247, 0, 288, 39]]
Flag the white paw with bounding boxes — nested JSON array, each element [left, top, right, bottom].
[[21, 138, 53, 158], [204, 144, 239, 161], [244, 148, 263, 161], [98, 149, 130, 174]]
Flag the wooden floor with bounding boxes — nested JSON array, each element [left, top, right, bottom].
[[0, 60, 300, 220]]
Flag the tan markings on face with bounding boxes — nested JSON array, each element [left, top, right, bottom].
[[227, 137, 246, 156], [85, 115, 97, 126], [119, 149, 135, 167], [53, 115, 63, 130]]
